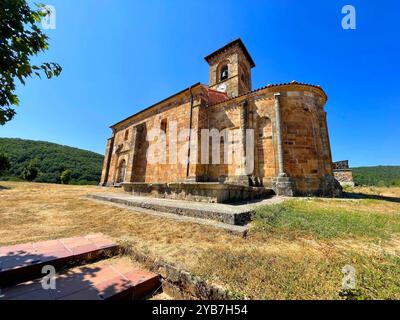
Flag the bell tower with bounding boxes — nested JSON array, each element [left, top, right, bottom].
[[204, 38, 255, 98]]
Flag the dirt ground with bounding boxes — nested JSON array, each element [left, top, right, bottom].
[[0, 181, 399, 299]]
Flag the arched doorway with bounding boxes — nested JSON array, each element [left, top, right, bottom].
[[117, 159, 127, 183]]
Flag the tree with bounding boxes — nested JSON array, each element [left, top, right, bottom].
[[0, 0, 62, 125], [0, 153, 11, 176], [21, 158, 39, 181], [60, 169, 72, 185]]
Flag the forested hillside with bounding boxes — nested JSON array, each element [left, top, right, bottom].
[[0, 138, 103, 184], [352, 166, 400, 187], [1, 138, 399, 187]]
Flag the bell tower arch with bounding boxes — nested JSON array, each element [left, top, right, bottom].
[[204, 38, 255, 98]]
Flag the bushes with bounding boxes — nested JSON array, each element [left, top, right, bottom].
[[353, 166, 400, 187], [60, 169, 72, 184], [21, 158, 39, 181], [0, 153, 10, 176]]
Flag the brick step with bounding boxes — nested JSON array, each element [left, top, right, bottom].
[[0, 257, 160, 300], [0, 234, 120, 288]]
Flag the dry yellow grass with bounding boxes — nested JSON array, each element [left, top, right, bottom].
[[0, 181, 399, 299]]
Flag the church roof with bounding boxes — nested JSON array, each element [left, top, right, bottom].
[[207, 88, 229, 105], [209, 80, 328, 106], [204, 38, 256, 68]]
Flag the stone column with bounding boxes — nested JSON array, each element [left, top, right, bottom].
[[274, 93, 285, 177], [272, 93, 294, 196], [240, 101, 247, 174]]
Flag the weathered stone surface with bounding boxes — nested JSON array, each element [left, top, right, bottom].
[[88, 192, 283, 226], [123, 247, 239, 300], [320, 174, 343, 197], [272, 175, 294, 196], [121, 182, 273, 204], [334, 170, 355, 187], [332, 160, 354, 188]]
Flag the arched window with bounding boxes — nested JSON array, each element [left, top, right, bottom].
[[117, 159, 127, 183], [220, 65, 228, 81]]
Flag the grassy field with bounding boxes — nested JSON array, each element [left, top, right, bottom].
[[0, 182, 399, 299]]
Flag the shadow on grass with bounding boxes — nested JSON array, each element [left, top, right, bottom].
[[343, 192, 400, 203]]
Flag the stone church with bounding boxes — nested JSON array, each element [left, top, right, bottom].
[[100, 39, 341, 202]]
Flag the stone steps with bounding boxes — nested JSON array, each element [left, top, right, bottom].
[[88, 193, 271, 226], [0, 257, 160, 300], [0, 236, 160, 300], [0, 234, 120, 288]]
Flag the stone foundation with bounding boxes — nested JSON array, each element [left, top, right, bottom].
[[272, 175, 294, 197], [121, 182, 273, 203], [282, 175, 343, 197]]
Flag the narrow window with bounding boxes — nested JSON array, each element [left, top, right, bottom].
[[124, 129, 129, 141], [160, 119, 167, 133]]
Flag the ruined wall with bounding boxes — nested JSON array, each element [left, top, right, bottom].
[[333, 170, 354, 187], [333, 160, 354, 187]]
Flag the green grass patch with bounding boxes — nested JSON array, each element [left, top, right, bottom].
[[194, 247, 400, 300], [252, 200, 400, 240]]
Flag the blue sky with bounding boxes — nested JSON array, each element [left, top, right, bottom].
[[1, 0, 399, 167]]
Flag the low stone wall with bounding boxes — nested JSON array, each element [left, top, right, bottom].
[[286, 175, 342, 197], [122, 182, 273, 203], [123, 247, 242, 300]]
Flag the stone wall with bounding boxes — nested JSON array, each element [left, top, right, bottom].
[[333, 160, 350, 170], [123, 247, 240, 300], [332, 160, 354, 187], [122, 182, 272, 205], [278, 87, 334, 195], [206, 83, 340, 196], [333, 170, 354, 187], [100, 137, 114, 185], [102, 85, 208, 185]]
